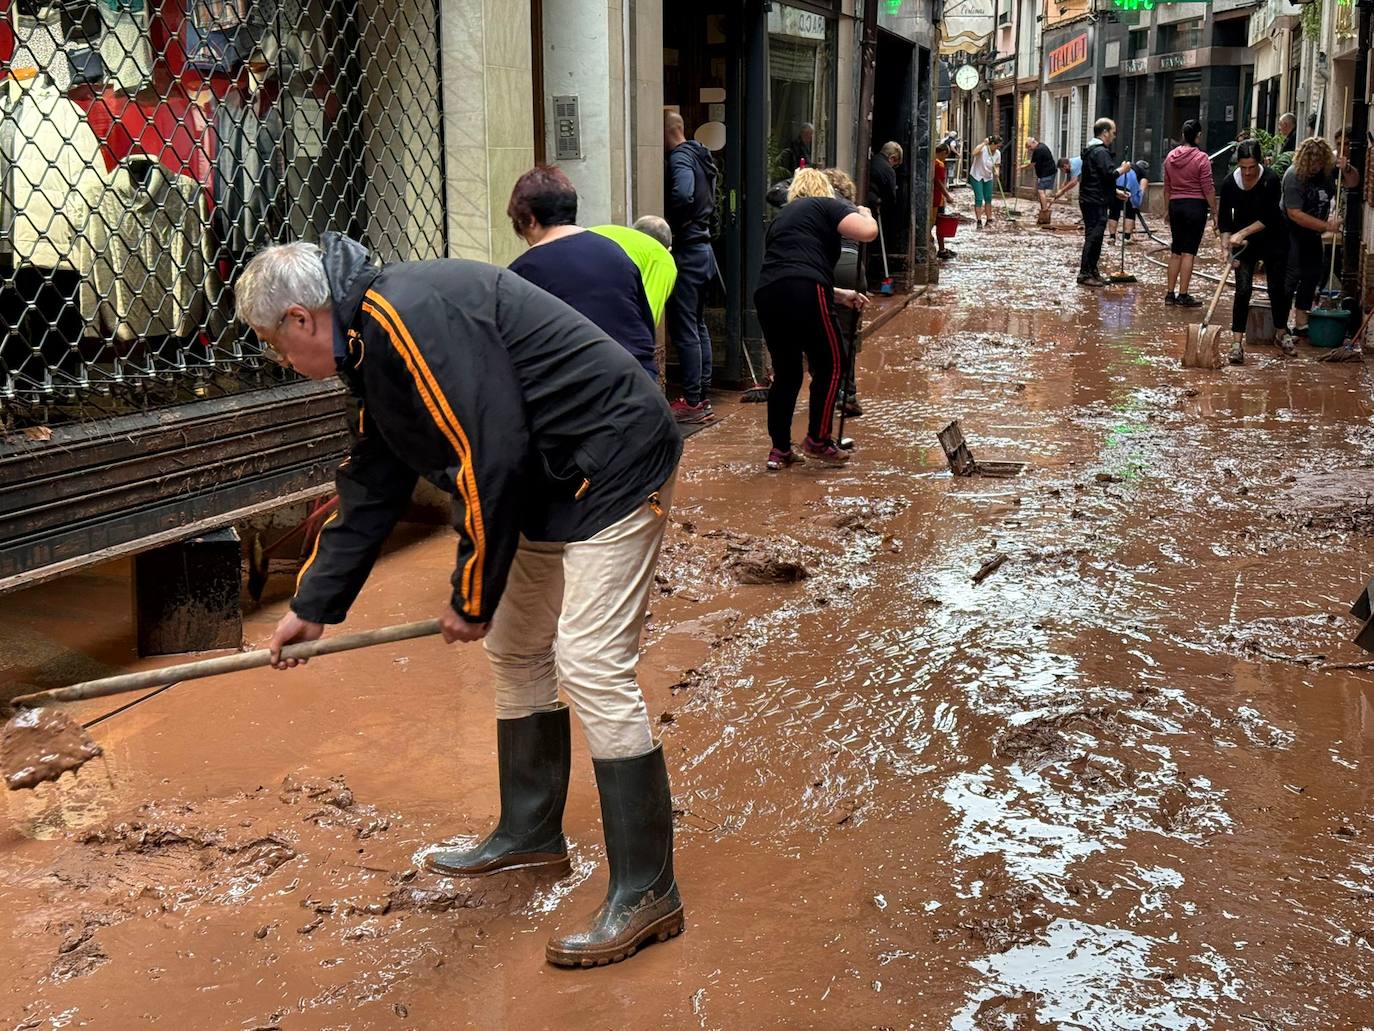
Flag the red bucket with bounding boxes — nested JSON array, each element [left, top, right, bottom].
[[936, 213, 960, 239]]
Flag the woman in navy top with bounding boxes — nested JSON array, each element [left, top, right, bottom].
[[507, 165, 659, 379]]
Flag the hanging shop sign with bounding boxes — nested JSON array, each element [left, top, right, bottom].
[[1044, 31, 1088, 81], [939, 0, 995, 55], [766, 5, 828, 41]]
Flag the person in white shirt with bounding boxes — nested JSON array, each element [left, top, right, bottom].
[[968, 135, 1002, 229]]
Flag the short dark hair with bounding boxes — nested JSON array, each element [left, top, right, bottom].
[[1133, 159, 1149, 178], [1234, 139, 1263, 164], [1093, 117, 1114, 137], [1181, 119, 1202, 145], [507, 165, 578, 234], [1058, 157, 1071, 170]]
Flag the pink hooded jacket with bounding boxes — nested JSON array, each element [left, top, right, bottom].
[[1163, 145, 1214, 200]]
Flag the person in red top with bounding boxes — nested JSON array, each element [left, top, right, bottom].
[[1161, 119, 1219, 307], [933, 143, 955, 260]]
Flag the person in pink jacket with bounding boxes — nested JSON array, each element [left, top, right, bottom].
[[1161, 120, 1219, 307]]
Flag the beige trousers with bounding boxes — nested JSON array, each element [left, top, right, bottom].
[[483, 475, 675, 759]]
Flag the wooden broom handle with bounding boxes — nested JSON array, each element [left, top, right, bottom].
[[11, 619, 443, 709], [1329, 88, 1351, 286], [1201, 241, 1241, 329]]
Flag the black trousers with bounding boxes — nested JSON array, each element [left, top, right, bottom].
[[1231, 246, 1289, 335], [1285, 230, 1324, 313], [755, 276, 845, 451], [1079, 202, 1108, 277], [833, 248, 864, 404]]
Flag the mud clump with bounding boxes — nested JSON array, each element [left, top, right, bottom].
[[281, 774, 392, 839], [729, 552, 810, 585], [388, 883, 487, 914], [2, 707, 103, 791], [79, 816, 299, 884], [51, 924, 110, 982], [816, 497, 910, 534], [994, 708, 1110, 773], [724, 536, 811, 585]]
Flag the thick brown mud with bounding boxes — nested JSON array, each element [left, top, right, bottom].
[[4, 223, 1374, 1028], [2, 708, 103, 791]]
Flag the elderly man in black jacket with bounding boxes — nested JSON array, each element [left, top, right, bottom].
[[1077, 117, 1128, 288], [236, 233, 684, 969]]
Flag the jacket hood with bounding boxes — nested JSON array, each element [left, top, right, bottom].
[[1085, 138, 1105, 151], [322, 231, 382, 327], [676, 139, 716, 176]]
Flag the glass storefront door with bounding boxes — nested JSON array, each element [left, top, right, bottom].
[[766, 4, 835, 183]]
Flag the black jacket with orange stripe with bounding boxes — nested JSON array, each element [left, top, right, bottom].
[[289, 233, 682, 626]]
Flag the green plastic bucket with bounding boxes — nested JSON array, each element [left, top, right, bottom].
[[1308, 307, 1350, 348]]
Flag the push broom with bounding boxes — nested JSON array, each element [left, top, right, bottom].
[[714, 264, 768, 401], [1320, 88, 1351, 307], [1108, 212, 1136, 284], [876, 219, 894, 295]]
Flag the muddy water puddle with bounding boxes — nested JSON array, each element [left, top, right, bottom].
[[5, 227, 1374, 1028]]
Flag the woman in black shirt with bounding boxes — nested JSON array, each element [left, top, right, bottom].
[[1281, 136, 1360, 343], [1218, 140, 1289, 363], [754, 168, 878, 468]]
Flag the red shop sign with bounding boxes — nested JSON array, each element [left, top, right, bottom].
[[1048, 33, 1089, 80]]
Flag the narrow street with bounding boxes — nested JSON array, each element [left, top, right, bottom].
[[5, 222, 1374, 1029]]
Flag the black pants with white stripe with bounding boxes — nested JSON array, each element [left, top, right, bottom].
[[755, 276, 845, 452]]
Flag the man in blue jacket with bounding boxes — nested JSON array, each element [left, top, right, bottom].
[[236, 234, 685, 968], [664, 112, 718, 424]]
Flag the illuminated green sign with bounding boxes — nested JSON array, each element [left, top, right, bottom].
[[1112, 0, 1210, 7]]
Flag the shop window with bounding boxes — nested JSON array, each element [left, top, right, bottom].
[[1156, 20, 1202, 55], [185, 0, 267, 72], [767, 4, 835, 185], [1, 0, 447, 423], [1211, 17, 1246, 48]]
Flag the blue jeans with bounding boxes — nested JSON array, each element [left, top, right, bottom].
[[667, 243, 715, 404]]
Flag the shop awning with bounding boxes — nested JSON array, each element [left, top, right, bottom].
[[939, 0, 995, 56]]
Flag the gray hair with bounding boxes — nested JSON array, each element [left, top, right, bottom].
[[1279, 111, 1296, 129], [633, 215, 673, 250], [236, 241, 332, 329], [880, 141, 903, 162]]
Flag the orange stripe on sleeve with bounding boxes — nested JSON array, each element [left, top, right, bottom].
[[296, 511, 340, 590], [361, 295, 486, 616]]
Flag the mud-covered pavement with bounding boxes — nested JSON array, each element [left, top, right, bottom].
[[5, 220, 1374, 1029]]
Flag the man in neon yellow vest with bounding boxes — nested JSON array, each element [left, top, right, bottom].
[[591, 216, 677, 327]]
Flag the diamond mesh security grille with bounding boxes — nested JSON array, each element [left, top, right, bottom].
[[0, 0, 447, 428]]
